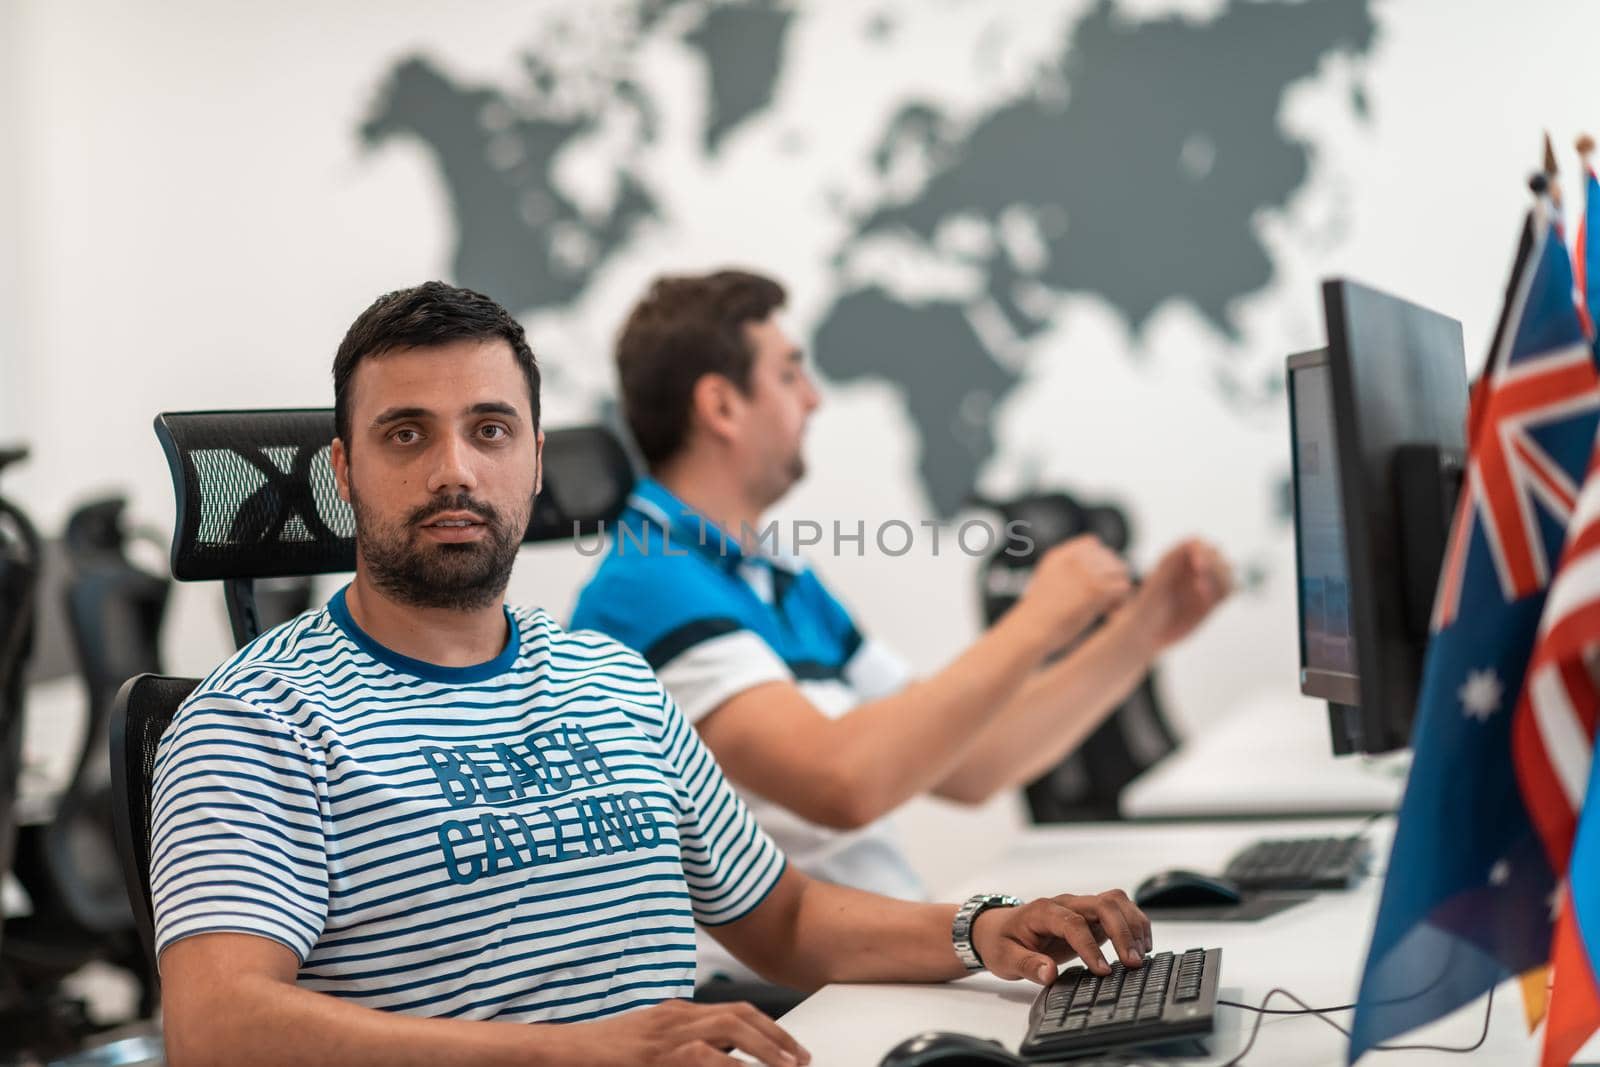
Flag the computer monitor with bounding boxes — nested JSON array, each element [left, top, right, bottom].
[[1287, 279, 1468, 755]]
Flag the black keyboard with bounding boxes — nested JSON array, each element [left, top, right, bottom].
[[1223, 835, 1372, 890], [1020, 948, 1221, 1061]]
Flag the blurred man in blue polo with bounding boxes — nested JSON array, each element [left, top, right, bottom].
[[149, 281, 1155, 1067], [572, 270, 1231, 982]]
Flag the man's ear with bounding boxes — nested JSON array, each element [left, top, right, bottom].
[[690, 373, 744, 445], [331, 436, 351, 504], [532, 429, 545, 499]]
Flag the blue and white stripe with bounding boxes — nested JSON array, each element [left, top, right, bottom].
[[149, 588, 785, 1023]]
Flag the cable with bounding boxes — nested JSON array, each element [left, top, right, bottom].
[[1348, 810, 1391, 841], [1215, 984, 1495, 1065], [1218, 998, 1355, 1015]]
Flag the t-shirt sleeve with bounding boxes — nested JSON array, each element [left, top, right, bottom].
[[148, 689, 330, 966], [651, 683, 786, 926], [810, 575, 914, 701], [842, 636, 915, 701], [651, 620, 793, 724]]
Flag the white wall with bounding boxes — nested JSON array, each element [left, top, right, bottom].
[[11, 0, 1600, 889], [0, 1, 23, 440]]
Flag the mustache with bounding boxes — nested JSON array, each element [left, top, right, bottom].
[[407, 493, 505, 529]]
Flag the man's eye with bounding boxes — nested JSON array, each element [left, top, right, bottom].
[[392, 428, 420, 445], [480, 423, 508, 440]]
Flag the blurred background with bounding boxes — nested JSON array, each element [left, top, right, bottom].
[[1, 0, 1598, 1054]]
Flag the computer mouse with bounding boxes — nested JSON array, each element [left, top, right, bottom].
[[1134, 869, 1244, 909], [877, 1030, 1024, 1066]]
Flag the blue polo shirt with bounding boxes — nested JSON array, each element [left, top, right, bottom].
[[570, 478, 922, 917]]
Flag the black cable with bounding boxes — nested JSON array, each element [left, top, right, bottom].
[[1348, 809, 1391, 842], [1218, 998, 1355, 1014], [1215, 984, 1495, 1065]]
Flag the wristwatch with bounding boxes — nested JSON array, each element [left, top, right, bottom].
[[952, 892, 1024, 972]]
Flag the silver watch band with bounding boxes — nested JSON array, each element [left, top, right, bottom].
[[952, 892, 1023, 972]]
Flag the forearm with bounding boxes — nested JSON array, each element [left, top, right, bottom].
[[166, 973, 573, 1067], [936, 604, 1163, 803], [819, 607, 1058, 822], [722, 870, 965, 990]]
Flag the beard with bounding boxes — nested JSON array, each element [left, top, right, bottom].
[[350, 487, 528, 612]]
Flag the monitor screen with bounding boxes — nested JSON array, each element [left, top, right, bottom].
[[1289, 350, 1360, 709], [1292, 359, 1356, 677]]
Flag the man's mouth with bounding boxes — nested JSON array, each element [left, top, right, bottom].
[[418, 510, 489, 541], [421, 511, 485, 528]]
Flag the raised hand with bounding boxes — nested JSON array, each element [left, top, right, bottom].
[[1015, 535, 1134, 646], [1127, 539, 1232, 650]]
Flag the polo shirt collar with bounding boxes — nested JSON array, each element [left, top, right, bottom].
[[628, 476, 800, 573]]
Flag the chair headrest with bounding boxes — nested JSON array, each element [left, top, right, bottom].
[[155, 410, 635, 583]]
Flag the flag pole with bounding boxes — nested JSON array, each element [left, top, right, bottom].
[[1470, 174, 1543, 443]]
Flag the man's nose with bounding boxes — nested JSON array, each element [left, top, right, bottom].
[[802, 373, 822, 412], [426, 432, 478, 496]]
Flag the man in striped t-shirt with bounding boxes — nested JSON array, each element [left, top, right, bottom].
[[152, 282, 1152, 1067]]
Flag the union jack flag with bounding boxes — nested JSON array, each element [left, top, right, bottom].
[[1433, 205, 1600, 630], [1352, 182, 1600, 1062]]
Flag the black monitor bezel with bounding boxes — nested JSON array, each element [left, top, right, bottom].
[[1321, 278, 1468, 755]]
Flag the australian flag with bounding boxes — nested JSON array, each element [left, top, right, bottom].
[[1350, 184, 1600, 1061]]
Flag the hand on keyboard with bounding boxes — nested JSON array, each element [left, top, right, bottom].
[[971, 890, 1153, 985]]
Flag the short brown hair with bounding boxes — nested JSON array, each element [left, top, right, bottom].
[[333, 281, 540, 445], [615, 269, 786, 468]]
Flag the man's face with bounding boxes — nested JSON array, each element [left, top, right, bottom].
[[736, 317, 820, 506], [330, 338, 542, 612]]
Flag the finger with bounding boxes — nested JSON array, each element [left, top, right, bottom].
[[1016, 950, 1061, 986], [1109, 890, 1153, 955], [706, 1018, 802, 1067], [1082, 895, 1142, 967], [728, 1003, 810, 1064], [1043, 904, 1110, 975], [674, 1043, 742, 1067]]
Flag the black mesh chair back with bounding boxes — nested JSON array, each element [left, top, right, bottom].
[[974, 490, 1180, 822], [156, 411, 635, 647], [109, 674, 199, 970], [525, 425, 636, 542]]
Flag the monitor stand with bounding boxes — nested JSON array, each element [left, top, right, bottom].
[[1327, 701, 1363, 756]]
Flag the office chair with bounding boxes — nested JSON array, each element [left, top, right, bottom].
[[152, 409, 633, 647], [2, 495, 168, 1055], [0, 448, 110, 1060], [108, 674, 197, 974], [973, 490, 1181, 822], [110, 409, 638, 975]]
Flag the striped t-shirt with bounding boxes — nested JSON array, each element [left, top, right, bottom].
[[148, 588, 786, 1023]]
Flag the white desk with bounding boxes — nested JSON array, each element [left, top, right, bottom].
[[780, 817, 1556, 1065], [1121, 693, 1408, 820]]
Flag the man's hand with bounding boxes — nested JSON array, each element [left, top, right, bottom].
[[1016, 535, 1134, 644], [1127, 539, 1232, 650], [567, 999, 811, 1067], [969, 891, 1153, 986]]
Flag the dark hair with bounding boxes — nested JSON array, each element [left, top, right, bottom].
[[333, 281, 540, 444], [615, 269, 787, 469]]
